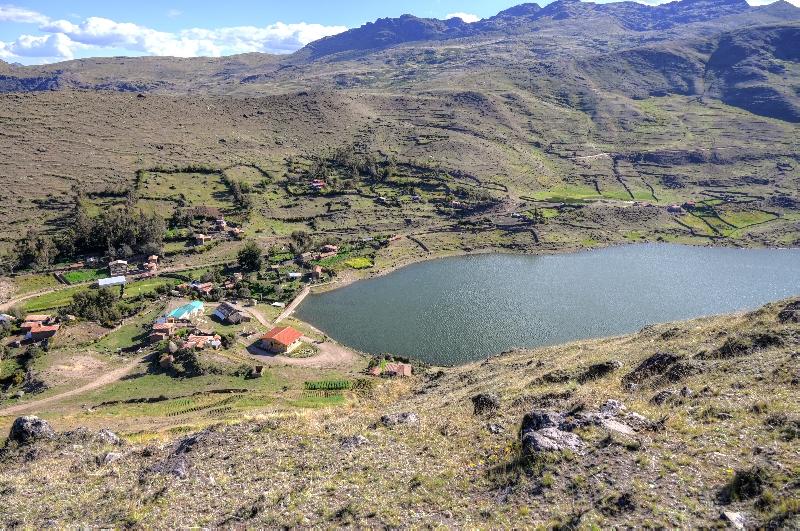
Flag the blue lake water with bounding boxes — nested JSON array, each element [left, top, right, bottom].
[[297, 244, 800, 365]]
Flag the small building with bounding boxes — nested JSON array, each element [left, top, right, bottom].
[[149, 322, 175, 343], [370, 362, 412, 378], [108, 260, 128, 276], [214, 218, 227, 230], [667, 204, 684, 214], [0, 313, 16, 324], [271, 302, 286, 308], [148, 255, 159, 264], [287, 272, 303, 281], [166, 301, 204, 322], [194, 234, 211, 246], [261, 326, 303, 354], [311, 265, 324, 281], [97, 276, 127, 288], [26, 323, 60, 342], [192, 282, 214, 296], [228, 226, 244, 238], [310, 179, 326, 190], [212, 302, 252, 325], [20, 315, 52, 332], [184, 333, 222, 350]]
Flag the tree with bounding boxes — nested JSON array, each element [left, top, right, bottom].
[[289, 231, 313, 254], [67, 288, 121, 325], [237, 240, 263, 272]]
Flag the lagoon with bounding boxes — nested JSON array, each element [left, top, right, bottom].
[[297, 244, 800, 365]]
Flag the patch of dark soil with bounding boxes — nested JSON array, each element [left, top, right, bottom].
[[621, 351, 681, 390], [577, 360, 622, 383], [778, 301, 800, 324]]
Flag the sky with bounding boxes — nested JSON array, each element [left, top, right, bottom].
[[0, 0, 793, 65]]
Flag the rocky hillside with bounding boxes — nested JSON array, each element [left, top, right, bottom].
[[1, 299, 797, 527]]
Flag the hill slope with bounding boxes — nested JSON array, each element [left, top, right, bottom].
[[1, 299, 798, 527]]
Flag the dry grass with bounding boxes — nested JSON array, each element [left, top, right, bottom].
[[0, 298, 797, 527]]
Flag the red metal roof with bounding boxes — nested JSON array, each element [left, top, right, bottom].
[[262, 326, 302, 346]]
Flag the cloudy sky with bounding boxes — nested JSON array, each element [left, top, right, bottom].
[[0, 0, 793, 64]]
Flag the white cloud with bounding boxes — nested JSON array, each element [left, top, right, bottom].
[[0, 4, 348, 64], [0, 4, 49, 24], [445, 12, 481, 23], [167, 9, 182, 18]]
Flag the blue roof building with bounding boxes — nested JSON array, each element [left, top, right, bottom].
[[167, 301, 204, 321]]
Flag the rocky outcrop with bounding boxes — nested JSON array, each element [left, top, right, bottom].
[[778, 301, 800, 323], [8, 416, 55, 445], [380, 412, 419, 427], [471, 393, 501, 415]]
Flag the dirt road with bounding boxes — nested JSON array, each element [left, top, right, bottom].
[[274, 286, 310, 324], [246, 337, 359, 369], [0, 356, 145, 417]]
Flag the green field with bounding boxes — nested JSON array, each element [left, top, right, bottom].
[[62, 268, 107, 284]]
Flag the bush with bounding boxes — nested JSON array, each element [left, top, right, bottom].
[[238, 240, 263, 272], [67, 288, 121, 325]]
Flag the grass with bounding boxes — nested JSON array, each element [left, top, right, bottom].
[[23, 285, 90, 312], [11, 273, 60, 296], [62, 268, 107, 284], [344, 257, 374, 269]]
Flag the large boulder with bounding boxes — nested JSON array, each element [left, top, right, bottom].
[[8, 416, 55, 445], [577, 360, 622, 383], [521, 410, 564, 432], [380, 412, 419, 427], [471, 393, 501, 415], [522, 427, 583, 453], [520, 410, 583, 453]]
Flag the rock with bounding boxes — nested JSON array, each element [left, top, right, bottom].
[[487, 423, 504, 434], [650, 390, 675, 405], [599, 399, 626, 416], [679, 386, 693, 398], [8, 416, 55, 445], [167, 341, 179, 354], [380, 412, 419, 427], [98, 429, 122, 446], [102, 452, 123, 465], [624, 412, 655, 431], [721, 511, 747, 530], [341, 435, 370, 449], [471, 393, 500, 415], [600, 418, 636, 436], [522, 427, 583, 453], [577, 360, 622, 383], [778, 301, 800, 323], [521, 410, 564, 432]]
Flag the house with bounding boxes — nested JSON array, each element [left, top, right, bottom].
[[311, 265, 324, 281], [369, 362, 412, 377], [271, 302, 286, 308], [149, 322, 175, 342], [184, 333, 222, 350], [287, 272, 303, 281], [228, 226, 244, 238], [148, 255, 159, 264], [20, 314, 52, 332], [310, 179, 326, 190], [108, 260, 128, 276], [26, 323, 60, 342], [667, 204, 684, 214], [97, 276, 126, 288], [194, 234, 211, 245], [191, 282, 214, 296], [212, 302, 252, 324], [214, 218, 227, 230], [385, 362, 412, 377], [260, 326, 303, 353], [165, 301, 204, 322]]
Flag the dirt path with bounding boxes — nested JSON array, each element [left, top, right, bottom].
[[274, 286, 310, 324], [0, 356, 145, 417], [245, 337, 358, 369], [246, 306, 271, 327]]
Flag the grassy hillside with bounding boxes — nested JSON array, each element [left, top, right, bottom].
[[0, 298, 797, 527]]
